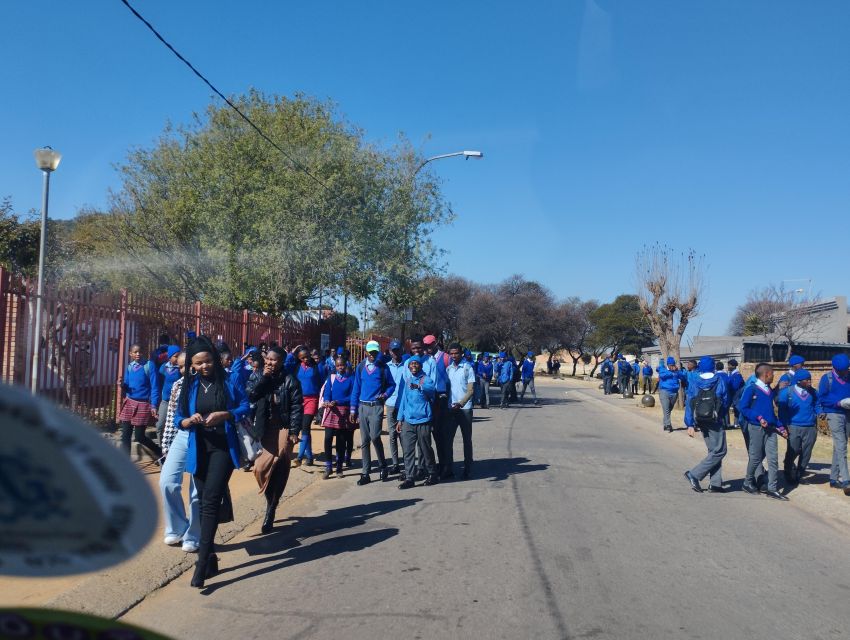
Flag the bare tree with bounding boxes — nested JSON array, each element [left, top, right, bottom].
[[635, 244, 706, 362], [742, 284, 824, 360], [549, 298, 599, 376]]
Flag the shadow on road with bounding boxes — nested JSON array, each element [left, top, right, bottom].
[[473, 456, 549, 482], [202, 499, 421, 594]]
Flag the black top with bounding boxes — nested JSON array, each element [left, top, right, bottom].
[[195, 377, 225, 413]]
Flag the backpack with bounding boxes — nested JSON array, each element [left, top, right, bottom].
[[690, 384, 721, 425]]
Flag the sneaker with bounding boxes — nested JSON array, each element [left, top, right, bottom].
[[164, 535, 182, 546], [357, 475, 371, 486], [182, 541, 199, 553], [380, 467, 390, 482]]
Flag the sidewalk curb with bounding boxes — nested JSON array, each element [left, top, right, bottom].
[[44, 463, 322, 619]]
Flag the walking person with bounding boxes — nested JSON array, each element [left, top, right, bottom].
[[779, 369, 819, 486], [657, 357, 680, 433], [510, 355, 521, 403], [174, 337, 250, 588], [519, 351, 538, 405], [351, 340, 396, 485], [600, 356, 614, 395], [293, 347, 327, 467], [817, 354, 850, 493], [384, 340, 407, 476], [246, 346, 303, 534], [726, 359, 745, 427], [631, 359, 640, 395], [739, 363, 789, 501], [396, 355, 439, 488], [445, 343, 476, 480], [319, 355, 356, 480], [641, 361, 653, 395], [158, 352, 200, 552], [683, 356, 729, 493], [156, 346, 182, 445], [498, 352, 515, 409], [477, 353, 493, 409], [119, 343, 162, 461]]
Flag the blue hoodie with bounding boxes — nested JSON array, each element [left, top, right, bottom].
[[641, 364, 653, 378], [477, 361, 493, 380], [684, 373, 728, 427], [123, 360, 159, 405], [656, 366, 681, 393], [816, 370, 850, 416], [396, 372, 436, 425], [601, 359, 614, 376], [158, 361, 182, 403], [498, 359, 515, 385], [778, 386, 818, 427], [521, 358, 535, 381]]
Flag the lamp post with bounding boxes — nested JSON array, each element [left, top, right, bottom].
[[414, 150, 483, 176], [31, 146, 62, 393]]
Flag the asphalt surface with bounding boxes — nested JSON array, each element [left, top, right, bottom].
[[121, 380, 850, 639]]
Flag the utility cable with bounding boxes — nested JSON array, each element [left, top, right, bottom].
[[118, 0, 334, 195]]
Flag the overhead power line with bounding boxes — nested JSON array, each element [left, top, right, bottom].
[[118, 0, 333, 195]]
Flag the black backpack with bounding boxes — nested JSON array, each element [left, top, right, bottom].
[[691, 384, 721, 425]]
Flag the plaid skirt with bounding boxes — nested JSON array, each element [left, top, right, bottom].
[[322, 404, 353, 430], [119, 397, 153, 426]]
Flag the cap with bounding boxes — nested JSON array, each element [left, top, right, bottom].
[[789, 355, 805, 366], [389, 340, 402, 350], [666, 356, 676, 365], [698, 356, 714, 373], [407, 354, 423, 365], [166, 345, 181, 358], [794, 369, 812, 383], [527, 351, 534, 357], [336, 346, 345, 355], [422, 335, 437, 346], [365, 340, 380, 353], [498, 351, 506, 358]]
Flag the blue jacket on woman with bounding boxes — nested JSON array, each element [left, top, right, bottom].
[[174, 376, 250, 472], [656, 366, 680, 393]]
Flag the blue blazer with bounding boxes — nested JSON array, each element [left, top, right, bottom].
[[174, 376, 250, 472]]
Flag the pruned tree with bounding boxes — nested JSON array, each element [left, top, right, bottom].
[[635, 244, 706, 362]]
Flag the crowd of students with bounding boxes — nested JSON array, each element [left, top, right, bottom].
[[595, 352, 850, 501], [117, 334, 542, 589]]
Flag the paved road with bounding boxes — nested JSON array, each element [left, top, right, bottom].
[[122, 380, 850, 639]]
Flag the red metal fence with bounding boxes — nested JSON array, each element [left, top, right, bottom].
[[0, 267, 344, 426]]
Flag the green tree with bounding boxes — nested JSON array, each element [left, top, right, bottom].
[[80, 91, 450, 311], [0, 198, 40, 276], [588, 294, 655, 360]]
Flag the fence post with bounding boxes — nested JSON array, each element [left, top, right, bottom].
[[115, 289, 128, 425], [0, 268, 8, 382], [194, 301, 202, 336], [241, 309, 249, 351]]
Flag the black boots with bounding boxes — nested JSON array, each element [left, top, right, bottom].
[[190, 554, 219, 588], [261, 490, 280, 534]]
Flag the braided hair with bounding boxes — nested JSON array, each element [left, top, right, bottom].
[[178, 335, 229, 416]]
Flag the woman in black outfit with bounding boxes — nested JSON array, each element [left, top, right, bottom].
[[245, 346, 303, 534], [174, 337, 249, 588]]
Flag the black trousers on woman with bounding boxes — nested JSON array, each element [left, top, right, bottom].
[[194, 444, 233, 574], [324, 428, 345, 470], [120, 421, 162, 458]]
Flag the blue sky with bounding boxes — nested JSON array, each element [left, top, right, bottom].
[[2, 1, 848, 337]]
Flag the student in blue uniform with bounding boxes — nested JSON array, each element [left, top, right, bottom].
[[641, 361, 653, 395], [656, 357, 680, 433], [119, 343, 162, 460], [778, 354, 806, 389], [156, 345, 183, 444], [396, 355, 438, 488], [683, 356, 729, 493], [600, 356, 614, 395], [779, 369, 818, 485], [739, 363, 789, 500], [477, 353, 493, 409], [384, 340, 408, 476], [726, 359, 745, 427], [520, 351, 538, 405], [631, 360, 640, 395], [817, 354, 850, 492], [498, 352, 514, 409], [351, 340, 396, 485]]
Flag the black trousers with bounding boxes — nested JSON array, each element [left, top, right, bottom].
[[444, 408, 473, 472], [194, 445, 234, 569], [341, 429, 355, 462], [120, 421, 162, 459], [324, 428, 345, 469], [432, 395, 449, 466]]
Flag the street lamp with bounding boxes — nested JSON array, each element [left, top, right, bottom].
[[31, 146, 62, 392], [414, 149, 484, 175]]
